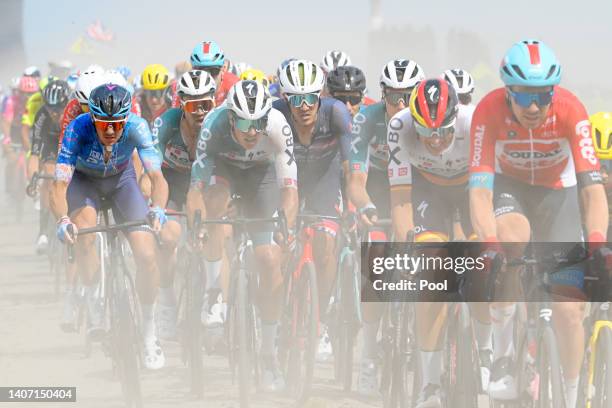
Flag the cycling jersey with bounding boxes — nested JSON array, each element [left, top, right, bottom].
[[153, 108, 194, 208], [56, 113, 161, 183], [190, 106, 297, 190], [387, 104, 474, 187], [350, 101, 389, 173], [21, 92, 43, 127], [31, 106, 60, 162], [4, 94, 28, 145], [216, 72, 239, 105], [469, 87, 601, 190]]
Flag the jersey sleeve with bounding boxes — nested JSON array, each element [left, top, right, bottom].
[[130, 115, 161, 173], [386, 110, 412, 187], [30, 109, 47, 156], [331, 99, 353, 163], [349, 108, 373, 174], [468, 95, 497, 190], [268, 109, 298, 189], [563, 95, 600, 173], [55, 119, 80, 183]]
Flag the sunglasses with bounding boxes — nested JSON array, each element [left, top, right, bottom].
[[384, 91, 412, 106], [334, 94, 363, 106], [181, 97, 214, 114], [145, 89, 165, 99], [199, 67, 221, 78], [414, 122, 455, 139], [507, 89, 554, 108], [92, 115, 128, 133], [287, 93, 319, 108], [233, 117, 267, 133]]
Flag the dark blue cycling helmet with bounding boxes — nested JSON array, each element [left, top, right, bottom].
[[88, 84, 132, 118]]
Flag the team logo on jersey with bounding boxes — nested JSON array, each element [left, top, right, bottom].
[[507, 130, 517, 139]]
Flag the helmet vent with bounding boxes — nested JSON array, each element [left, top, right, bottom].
[[545, 65, 557, 80], [511, 65, 526, 80]]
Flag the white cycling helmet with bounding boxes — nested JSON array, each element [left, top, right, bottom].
[[23, 66, 41, 77], [380, 59, 425, 90], [177, 70, 216, 97], [74, 70, 106, 104], [279, 59, 325, 95], [84, 64, 104, 74], [226, 80, 272, 120], [320, 50, 351, 73], [105, 69, 128, 87], [442, 68, 475, 95]]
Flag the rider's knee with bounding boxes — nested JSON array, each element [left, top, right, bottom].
[[553, 302, 585, 329]]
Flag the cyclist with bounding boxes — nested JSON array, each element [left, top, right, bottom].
[[189, 40, 239, 105], [186, 80, 298, 391], [22, 76, 58, 153], [50, 84, 169, 370], [240, 68, 270, 88], [590, 111, 612, 239], [274, 59, 353, 362], [469, 39, 609, 407], [325, 65, 370, 117], [386, 78, 476, 407], [153, 70, 217, 340], [27, 80, 70, 255], [443, 68, 475, 107], [346, 58, 424, 395], [140, 64, 171, 126]]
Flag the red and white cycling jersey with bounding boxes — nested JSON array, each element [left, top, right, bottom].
[[470, 87, 599, 189]]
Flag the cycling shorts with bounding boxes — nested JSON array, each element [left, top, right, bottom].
[[412, 168, 472, 241], [211, 159, 279, 247], [67, 163, 150, 232]]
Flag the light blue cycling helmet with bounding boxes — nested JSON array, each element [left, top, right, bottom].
[[500, 39, 561, 87], [190, 40, 225, 68]]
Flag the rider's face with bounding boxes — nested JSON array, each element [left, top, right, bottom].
[[145, 91, 166, 112], [93, 116, 126, 146], [288, 97, 319, 127], [508, 85, 553, 130], [383, 88, 411, 118], [231, 118, 263, 150]]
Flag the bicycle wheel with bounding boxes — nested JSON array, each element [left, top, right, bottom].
[[286, 261, 319, 401], [236, 262, 252, 407], [444, 303, 479, 408], [187, 254, 204, 398], [536, 327, 565, 408], [591, 327, 612, 408]]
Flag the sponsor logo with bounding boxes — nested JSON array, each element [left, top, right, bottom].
[[576, 120, 597, 165], [507, 149, 562, 159], [507, 130, 517, 139], [417, 201, 428, 218], [471, 125, 485, 166]]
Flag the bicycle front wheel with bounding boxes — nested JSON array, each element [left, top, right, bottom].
[[536, 326, 565, 408], [591, 327, 612, 408]]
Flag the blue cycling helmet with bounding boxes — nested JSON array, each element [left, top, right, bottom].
[[115, 65, 131, 80], [500, 39, 561, 87], [88, 84, 132, 118], [190, 40, 225, 68]]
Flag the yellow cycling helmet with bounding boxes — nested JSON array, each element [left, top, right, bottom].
[[141, 64, 170, 91], [591, 112, 612, 160], [240, 68, 269, 88]]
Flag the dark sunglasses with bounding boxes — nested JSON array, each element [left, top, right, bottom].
[[507, 89, 554, 108], [334, 94, 363, 106], [384, 91, 412, 106]]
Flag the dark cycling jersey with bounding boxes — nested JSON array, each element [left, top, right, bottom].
[[349, 101, 389, 173], [31, 106, 60, 162], [56, 113, 161, 183]]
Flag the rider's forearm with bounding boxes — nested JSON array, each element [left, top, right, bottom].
[[469, 187, 496, 240], [27, 155, 39, 180], [148, 170, 168, 209], [390, 186, 413, 242], [580, 183, 609, 239], [347, 172, 372, 210], [186, 187, 206, 227], [280, 187, 298, 229], [49, 181, 69, 219]]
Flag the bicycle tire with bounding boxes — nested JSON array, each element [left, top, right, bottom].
[[237, 262, 251, 407], [591, 327, 612, 408], [454, 303, 480, 407], [536, 326, 565, 408], [188, 255, 204, 398], [335, 251, 359, 391]]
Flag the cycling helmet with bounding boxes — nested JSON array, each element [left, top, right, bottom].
[[240, 69, 269, 87], [380, 59, 424, 90], [84, 64, 104, 74], [443, 68, 475, 95], [19, 76, 39, 93], [105, 69, 128, 87], [276, 58, 297, 79], [591, 112, 612, 160], [115, 66, 131, 80], [23, 66, 41, 78], [141, 64, 170, 91], [177, 70, 216, 97], [409, 78, 458, 128], [320, 50, 351, 73], [42, 80, 70, 107], [38, 76, 59, 91], [75, 71, 107, 104], [500, 39, 561, 87], [233, 62, 252, 77], [66, 73, 79, 91], [279, 60, 325, 95], [326, 66, 366, 94], [226, 80, 272, 120], [190, 40, 225, 68], [88, 84, 132, 118]]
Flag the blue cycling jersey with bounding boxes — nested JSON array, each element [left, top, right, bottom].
[[56, 113, 161, 182]]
